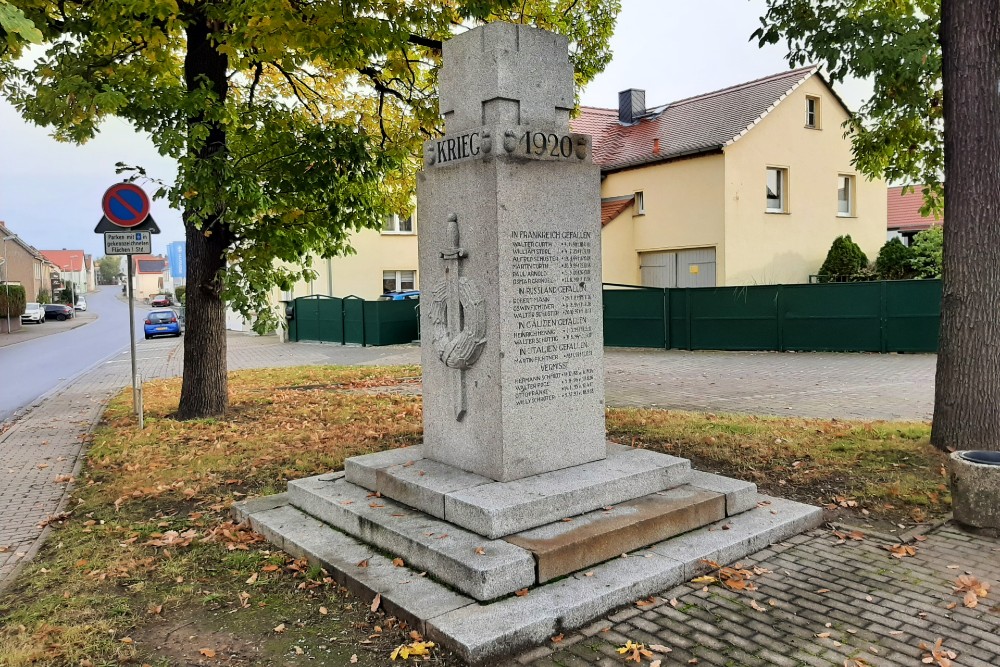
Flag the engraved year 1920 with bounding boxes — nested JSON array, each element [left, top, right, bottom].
[[519, 130, 574, 158]]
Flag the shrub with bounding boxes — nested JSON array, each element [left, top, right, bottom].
[[174, 285, 186, 304], [36, 287, 51, 304], [909, 225, 943, 278], [818, 235, 869, 281], [0, 284, 26, 317], [875, 238, 916, 280]]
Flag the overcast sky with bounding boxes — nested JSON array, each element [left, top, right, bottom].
[[0, 0, 869, 259]]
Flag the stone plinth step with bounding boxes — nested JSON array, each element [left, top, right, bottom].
[[235, 490, 822, 664], [287, 474, 537, 601], [505, 486, 725, 583], [346, 443, 691, 538]]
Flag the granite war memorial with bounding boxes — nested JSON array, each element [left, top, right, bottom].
[[237, 22, 821, 662]]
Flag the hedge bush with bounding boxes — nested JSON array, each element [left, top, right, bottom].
[[0, 284, 26, 317], [875, 238, 916, 280], [818, 235, 869, 281]]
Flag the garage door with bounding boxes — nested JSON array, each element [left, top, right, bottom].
[[639, 248, 716, 288]]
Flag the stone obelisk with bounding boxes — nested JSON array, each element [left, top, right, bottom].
[[417, 23, 605, 482]]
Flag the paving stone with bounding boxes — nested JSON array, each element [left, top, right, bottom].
[[444, 445, 691, 539], [287, 474, 536, 601], [505, 486, 724, 582]]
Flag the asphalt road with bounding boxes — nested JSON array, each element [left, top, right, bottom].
[[0, 285, 149, 424]]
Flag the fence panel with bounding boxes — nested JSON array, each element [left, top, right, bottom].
[[781, 282, 883, 351], [689, 286, 780, 351], [602, 288, 665, 348], [364, 299, 421, 346], [885, 280, 942, 352], [342, 297, 365, 344]]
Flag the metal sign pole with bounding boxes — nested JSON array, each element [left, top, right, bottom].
[[127, 253, 140, 420]]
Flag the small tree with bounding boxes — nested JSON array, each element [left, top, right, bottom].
[[96, 256, 121, 285], [818, 235, 869, 281], [58, 281, 75, 304], [909, 225, 943, 278], [174, 285, 186, 304], [36, 287, 50, 304], [874, 238, 916, 280]]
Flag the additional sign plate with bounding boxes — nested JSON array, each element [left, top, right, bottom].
[[104, 231, 152, 255], [102, 183, 151, 227]]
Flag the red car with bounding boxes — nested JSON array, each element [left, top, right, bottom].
[[150, 294, 172, 307]]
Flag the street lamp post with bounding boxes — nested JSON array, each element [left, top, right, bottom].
[[68, 254, 78, 316], [2, 235, 14, 334]]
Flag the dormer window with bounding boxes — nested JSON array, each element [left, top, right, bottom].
[[805, 96, 820, 129]]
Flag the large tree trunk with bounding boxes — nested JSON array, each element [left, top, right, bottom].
[[932, 0, 1000, 451], [177, 6, 230, 419]]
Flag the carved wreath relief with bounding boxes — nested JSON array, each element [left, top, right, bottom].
[[430, 214, 487, 421]]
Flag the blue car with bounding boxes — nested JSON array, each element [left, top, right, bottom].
[[378, 290, 420, 301], [144, 309, 182, 339]]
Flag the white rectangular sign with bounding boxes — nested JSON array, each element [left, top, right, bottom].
[[104, 231, 151, 255]]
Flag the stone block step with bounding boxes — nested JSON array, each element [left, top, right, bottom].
[[235, 490, 822, 664], [505, 486, 726, 583], [287, 474, 537, 601], [346, 443, 691, 538]]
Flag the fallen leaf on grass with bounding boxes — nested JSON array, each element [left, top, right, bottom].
[[245, 572, 259, 585], [350, 655, 358, 663], [120, 637, 133, 644], [319, 606, 328, 615], [273, 623, 285, 633], [261, 564, 280, 572], [617, 640, 653, 663], [147, 604, 162, 615], [390, 640, 435, 660], [199, 648, 216, 658]]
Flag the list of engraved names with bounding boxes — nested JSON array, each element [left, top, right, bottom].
[[510, 229, 597, 406]]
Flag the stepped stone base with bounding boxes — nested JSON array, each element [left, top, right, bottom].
[[235, 491, 822, 663]]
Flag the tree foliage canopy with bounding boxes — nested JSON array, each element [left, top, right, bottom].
[[754, 0, 943, 216], [1, 0, 620, 332]]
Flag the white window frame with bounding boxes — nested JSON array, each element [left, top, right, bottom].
[[837, 174, 856, 217], [382, 213, 414, 235], [633, 191, 645, 216], [805, 96, 820, 129], [383, 270, 416, 293], [766, 167, 788, 213]]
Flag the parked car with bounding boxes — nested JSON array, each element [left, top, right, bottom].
[[150, 294, 172, 307], [20, 302, 45, 324], [378, 290, 420, 301], [75, 296, 87, 311], [43, 304, 74, 321], [143, 309, 182, 339]]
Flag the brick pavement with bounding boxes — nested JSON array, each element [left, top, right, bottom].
[[509, 524, 1000, 667]]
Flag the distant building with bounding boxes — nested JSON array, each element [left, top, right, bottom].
[[571, 65, 888, 287], [167, 241, 186, 286], [0, 222, 52, 301], [39, 248, 92, 299], [130, 254, 169, 300], [887, 185, 942, 245]]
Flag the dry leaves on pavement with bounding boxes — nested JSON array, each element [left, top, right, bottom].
[[616, 640, 653, 663], [887, 544, 917, 558], [919, 637, 957, 666], [954, 574, 990, 608]]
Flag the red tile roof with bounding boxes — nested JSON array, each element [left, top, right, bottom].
[[601, 196, 633, 226], [887, 185, 943, 232], [39, 249, 87, 271], [572, 66, 821, 172]]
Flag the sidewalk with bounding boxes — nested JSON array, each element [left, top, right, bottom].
[[0, 311, 97, 348]]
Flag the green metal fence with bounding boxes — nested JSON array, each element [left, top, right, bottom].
[[287, 295, 420, 346], [603, 279, 941, 353]]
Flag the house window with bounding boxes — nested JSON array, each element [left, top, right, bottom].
[[838, 174, 856, 216], [634, 191, 645, 215], [383, 213, 414, 234], [766, 167, 787, 213], [383, 270, 416, 293], [805, 96, 820, 129]]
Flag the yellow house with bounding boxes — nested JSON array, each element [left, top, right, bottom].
[[278, 213, 419, 302], [572, 66, 887, 287]]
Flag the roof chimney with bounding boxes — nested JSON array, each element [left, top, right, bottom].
[[618, 88, 645, 124]]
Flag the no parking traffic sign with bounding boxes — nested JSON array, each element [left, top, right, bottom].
[[102, 183, 150, 227]]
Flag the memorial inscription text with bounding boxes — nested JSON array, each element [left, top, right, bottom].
[[509, 229, 597, 406]]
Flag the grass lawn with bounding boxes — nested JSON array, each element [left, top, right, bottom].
[[0, 365, 946, 666]]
